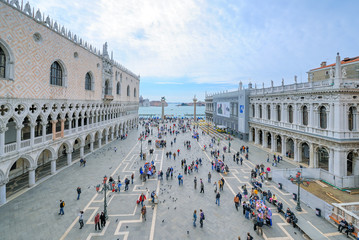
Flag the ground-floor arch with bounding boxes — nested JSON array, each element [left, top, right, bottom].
[[301, 142, 310, 165]]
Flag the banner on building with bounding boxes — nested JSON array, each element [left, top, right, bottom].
[[217, 102, 230, 118]]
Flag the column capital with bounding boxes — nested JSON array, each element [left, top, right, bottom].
[[15, 125, 24, 130], [28, 167, 36, 171], [51, 120, 58, 124], [0, 178, 9, 185], [0, 126, 8, 133], [30, 123, 37, 128], [60, 119, 66, 123]]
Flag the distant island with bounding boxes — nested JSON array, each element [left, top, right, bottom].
[[177, 101, 205, 106]]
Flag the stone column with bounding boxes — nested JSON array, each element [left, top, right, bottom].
[[75, 117, 79, 132], [309, 104, 314, 128], [281, 136, 287, 156], [193, 96, 197, 121], [329, 103, 334, 131], [98, 138, 102, 148], [81, 116, 84, 129], [30, 123, 36, 147], [329, 148, 334, 174], [90, 141, 94, 152], [0, 179, 8, 205], [111, 132, 114, 141], [161, 97, 166, 120], [42, 123, 46, 142], [293, 139, 299, 162], [28, 168, 36, 187], [80, 144, 84, 158], [51, 158, 56, 174], [16, 125, 22, 150], [271, 134, 276, 152], [309, 143, 315, 168], [333, 149, 346, 177], [67, 151, 72, 165], [68, 118, 72, 131], [51, 120, 57, 140], [254, 129, 259, 145], [297, 142, 302, 163], [105, 134, 108, 145], [249, 129, 253, 142], [263, 131, 267, 148], [60, 119, 65, 138], [0, 127, 7, 156], [293, 104, 298, 125]]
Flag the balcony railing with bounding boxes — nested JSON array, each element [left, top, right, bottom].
[[34, 136, 42, 145], [21, 139, 31, 148], [4, 142, 16, 153], [46, 134, 52, 141]]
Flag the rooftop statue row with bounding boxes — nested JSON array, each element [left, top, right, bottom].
[[1, 0, 140, 80]]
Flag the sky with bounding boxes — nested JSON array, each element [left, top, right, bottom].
[[30, 0, 359, 102]]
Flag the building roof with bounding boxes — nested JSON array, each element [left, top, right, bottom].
[[310, 56, 359, 71]]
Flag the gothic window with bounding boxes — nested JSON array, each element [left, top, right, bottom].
[[252, 104, 255, 117], [116, 82, 121, 95], [134, 88, 137, 97], [302, 106, 308, 126], [319, 106, 327, 129], [348, 107, 356, 131], [104, 80, 110, 95], [127, 85, 130, 97], [276, 105, 281, 121], [50, 61, 63, 86], [267, 105, 271, 120], [0, 46, 5, 78], [317, 147, 329, 171], [347, 152, 353, 176], [85, 72, 92, 90], [288, 105, 293, 123], [259, 105, 262, 118]]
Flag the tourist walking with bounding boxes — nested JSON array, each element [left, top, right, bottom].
[[100, 212, 106, 228], [131, 173, 134, 184], [213, 182, 217, 193], [200, 179, 204, 193], [234, 195, 240, 211], [141, 205, 147, 221], [139, 193, 146, 207], [193, 210, 197, 227], [76, 187, 82, 200], [208, 172, 211, 183], [94, 213, 101, 231], [246, 232, 253, 240], [215, 192, 220, 206], [194, 177, 197, 189], [199, 209, 205, 228], [79, 211, 84, 229], [59, 200, 65, 215]]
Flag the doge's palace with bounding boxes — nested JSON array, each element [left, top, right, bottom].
[[0, 0, 140, 204]]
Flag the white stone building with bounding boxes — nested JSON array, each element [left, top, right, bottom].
[[206, 53, 359, 188], [0, 1, 140, 204]]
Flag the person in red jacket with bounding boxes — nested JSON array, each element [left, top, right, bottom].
[[139, 193, 146, 207], [177, 149, 180, 156], [94, 213, 101, 231]]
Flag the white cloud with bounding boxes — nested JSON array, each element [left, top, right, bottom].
[[155, 82, 184, 85]]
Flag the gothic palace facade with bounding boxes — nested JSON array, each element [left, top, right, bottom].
[[206, 53, 359, 187], [0, 1, 140, 204]]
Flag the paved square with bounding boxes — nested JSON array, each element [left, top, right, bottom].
[[0, 122, 347, 240]]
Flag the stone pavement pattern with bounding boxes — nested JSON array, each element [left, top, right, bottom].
[[0, 121, 348, 240]]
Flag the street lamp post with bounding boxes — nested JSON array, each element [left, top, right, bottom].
[[295, 171, 304, 212], [139, 134, 143, 160], [103, 176, 108, 219], [228, 135, 231, 153]]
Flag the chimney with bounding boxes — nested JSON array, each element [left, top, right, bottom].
[[321, 61, 327, 67]]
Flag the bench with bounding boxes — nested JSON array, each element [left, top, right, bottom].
[[275, 204, 328, 240], [329, 216, 358, 239]]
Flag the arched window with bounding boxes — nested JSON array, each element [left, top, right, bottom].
[[319, 106, 327, 129], [348, 107, 356, 131], [134, 88, 137, 97], [116, 82, 121, 95], [50, 61, 63, 86], [302, 106, 308, 126], [104, 80, 110, 95], [288, 105, 293, 123], [85, 72, 92, 90], [0, 46, 5, 78], [127, 85, 130, 97], [276, 105, 281, 121], [252, 104, 255, 117], [267, 105, 271, 120], [259, 105, 262, 118]]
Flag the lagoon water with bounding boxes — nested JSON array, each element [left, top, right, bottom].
[[139, 103, 205, 117]]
